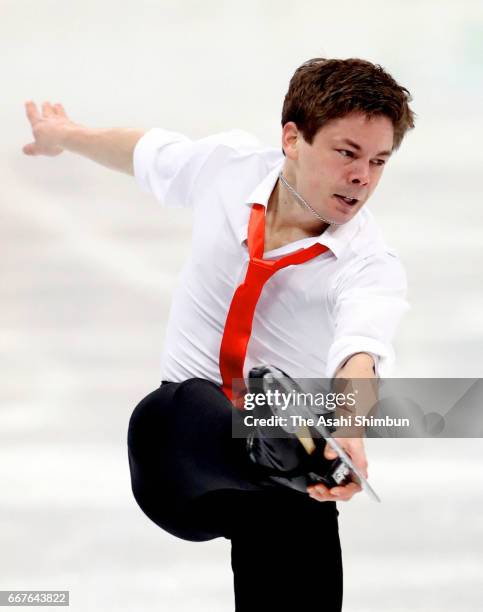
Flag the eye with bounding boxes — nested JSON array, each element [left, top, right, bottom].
[[371, 159, 386, 166], [337, 149, 354, 158]]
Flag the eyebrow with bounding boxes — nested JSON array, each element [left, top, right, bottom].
[[338, 138, 392, 157]]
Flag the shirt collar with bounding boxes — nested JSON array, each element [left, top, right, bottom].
[[243, 160, 284, 210], [237, 160, 363, 258]]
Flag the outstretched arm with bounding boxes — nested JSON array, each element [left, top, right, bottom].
[[23, 101, 145, 175]]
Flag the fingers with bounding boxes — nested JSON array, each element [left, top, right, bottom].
[[307, 483, 333, 502], [53, 103, 66, 116], [328, 482, 362, 501], [324, 437, 369, 479], [25, 100, 40, 126], [25, 100, 67, 122], [26, 100, 63, 119], [22, 142, 37, 156], [307, 481, 362, 503], [42, 101, 55, 117], [323, 444, 338, 460]]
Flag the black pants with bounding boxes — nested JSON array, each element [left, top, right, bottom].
[[127, 378, 343, 611]]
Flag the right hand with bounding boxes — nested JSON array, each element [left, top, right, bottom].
[[23, 101, 77, 157], [307, 437, 367, 503]]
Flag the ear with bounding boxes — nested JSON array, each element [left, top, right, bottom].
[[281, 122, 299, 160]]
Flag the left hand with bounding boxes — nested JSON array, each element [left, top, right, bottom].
[[307, 437, 368, 502]]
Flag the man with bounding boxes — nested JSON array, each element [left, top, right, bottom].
[[23, 57, 415, 611]]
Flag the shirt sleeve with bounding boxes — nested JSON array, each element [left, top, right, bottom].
[[133, 127, 261, 208], [325, 251, 410, 379]]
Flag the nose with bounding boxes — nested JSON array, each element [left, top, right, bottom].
[[347, 160, 370, 186]]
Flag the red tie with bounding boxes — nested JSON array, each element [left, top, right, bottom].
[[219, 203, 329, 407]]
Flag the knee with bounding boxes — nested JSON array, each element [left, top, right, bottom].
[[127, 386, 170, 462]]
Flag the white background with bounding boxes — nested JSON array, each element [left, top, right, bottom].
[[2, 0, 483, 610]]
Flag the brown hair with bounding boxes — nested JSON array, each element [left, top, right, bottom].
[[281, 58, 415, 151]]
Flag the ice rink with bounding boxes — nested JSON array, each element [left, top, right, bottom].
[[2, 1, 483, 610]]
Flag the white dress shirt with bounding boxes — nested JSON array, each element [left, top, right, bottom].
[[133, 128, 410, 384]]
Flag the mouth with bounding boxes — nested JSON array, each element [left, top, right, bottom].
[[333, 194, 359, 207]]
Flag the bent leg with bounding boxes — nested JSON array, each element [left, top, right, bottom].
[[127, 378, 265, 541], [127, 379, 343, 607]]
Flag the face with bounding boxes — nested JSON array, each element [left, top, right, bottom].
[[283, 112, 394, 225]]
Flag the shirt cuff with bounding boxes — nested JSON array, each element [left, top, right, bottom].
[[325, 335, 395, 380]]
